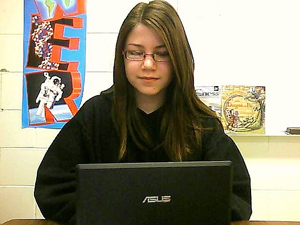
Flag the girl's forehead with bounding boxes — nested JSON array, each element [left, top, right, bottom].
[[125, 24, 165, 49]]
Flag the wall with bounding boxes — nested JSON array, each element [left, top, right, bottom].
[[1, 0, 300, 223]]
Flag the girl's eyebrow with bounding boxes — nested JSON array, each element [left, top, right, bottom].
[[126, 43, 143, 49], [126, 43, 167, 49], [155, 44, 167, 49]]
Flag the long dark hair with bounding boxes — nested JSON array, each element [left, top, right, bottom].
[[106, 0, 218, 161]]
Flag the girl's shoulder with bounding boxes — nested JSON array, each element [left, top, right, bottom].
[[72, 91, 114, 124], [80, 91, 113, 111], [199, 115, 223, 130]]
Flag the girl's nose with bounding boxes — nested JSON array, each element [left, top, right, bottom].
[[142, 55, 157, 70]]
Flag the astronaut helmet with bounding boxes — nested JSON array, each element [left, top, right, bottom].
[[51, 76, 61, 85]]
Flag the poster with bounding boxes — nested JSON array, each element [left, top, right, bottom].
[[22, 0, 87, 128]]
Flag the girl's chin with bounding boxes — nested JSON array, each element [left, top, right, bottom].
[[135, 88, 165, 98]]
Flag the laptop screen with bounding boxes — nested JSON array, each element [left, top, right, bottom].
[[76, 161, 232, 225]]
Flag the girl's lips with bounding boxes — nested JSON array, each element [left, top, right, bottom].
[[139, 77, 159, 80]]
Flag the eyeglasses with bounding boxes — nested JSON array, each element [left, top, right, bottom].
[[123, 50, 171, 62]]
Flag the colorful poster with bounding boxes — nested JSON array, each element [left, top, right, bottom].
[[22, 0, 86, 128]]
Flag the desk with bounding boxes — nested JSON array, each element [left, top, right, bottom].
[[2, 220, 300, 225]]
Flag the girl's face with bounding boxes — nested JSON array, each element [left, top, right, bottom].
[[124, 24, 173, 104]]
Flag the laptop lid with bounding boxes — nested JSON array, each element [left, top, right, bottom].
[[76, 161, 232, 225]]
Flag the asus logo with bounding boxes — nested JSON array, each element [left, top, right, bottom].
[[142, 196, 172, 203]]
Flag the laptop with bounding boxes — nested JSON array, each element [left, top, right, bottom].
[[76, 161, 232, 225]]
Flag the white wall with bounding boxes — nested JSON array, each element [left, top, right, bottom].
[[1, 0, 300, 223]]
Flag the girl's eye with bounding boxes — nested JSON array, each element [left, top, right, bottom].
[[155, 51, 170, 61], [156, 51, 169, 56], [128, 51, 143, 56]]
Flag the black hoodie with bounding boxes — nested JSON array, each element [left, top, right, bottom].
[[34, 91, 252, 224]]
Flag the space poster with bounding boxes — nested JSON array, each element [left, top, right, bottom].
[[22, 0, 86, 128]]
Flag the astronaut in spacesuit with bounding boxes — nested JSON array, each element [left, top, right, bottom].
[[36, 72, 65, 118]]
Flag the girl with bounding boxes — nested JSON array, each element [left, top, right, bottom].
[[35, 1, 252, 224]]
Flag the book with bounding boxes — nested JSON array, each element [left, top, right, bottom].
[[221, 85, 266, 134], [196, 85, 266, 134], [195, 86, 222, 117]]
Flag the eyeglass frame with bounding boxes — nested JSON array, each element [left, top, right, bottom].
[[122, 50, 171, 62]]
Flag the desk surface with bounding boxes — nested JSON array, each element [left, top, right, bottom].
[[2, 220, 300, 225]]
